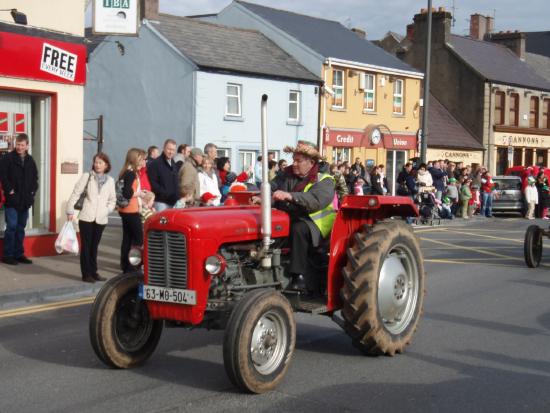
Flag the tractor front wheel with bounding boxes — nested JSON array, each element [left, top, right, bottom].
[[89, 272, 163, 368], [524, 225, 543, 268], [223, 289, 296, 393], [341, 221, 425, 356]]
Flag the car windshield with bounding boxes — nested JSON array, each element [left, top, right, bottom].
[[493, 179, 521, 190]]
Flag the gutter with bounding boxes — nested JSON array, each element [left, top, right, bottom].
[[327, 57, 424, 79]]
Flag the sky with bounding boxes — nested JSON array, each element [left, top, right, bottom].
[[154, 0, 548, 39]]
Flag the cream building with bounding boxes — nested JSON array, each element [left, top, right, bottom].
[[0, 0, 86, 255]]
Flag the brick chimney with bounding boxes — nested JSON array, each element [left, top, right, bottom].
[[469, 14, 495, 40], [351, 28, 366, 39], [406, 23, 414, 41], [487, 30, 526, 60], [140, 0, 159, 21]]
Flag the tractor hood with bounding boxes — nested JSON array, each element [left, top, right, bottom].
[[145, 205, 290, 243]]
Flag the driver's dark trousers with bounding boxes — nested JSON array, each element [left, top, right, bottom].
[[289, 220, 317, 275]]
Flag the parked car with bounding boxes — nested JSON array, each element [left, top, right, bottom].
[[492, 175, 524, 214]]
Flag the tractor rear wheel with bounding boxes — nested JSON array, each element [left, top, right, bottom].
[[223, 289, 296, 393], [341, 221, 425, 356], [524, 225, 543, 268], [89, 272, 163, 368]]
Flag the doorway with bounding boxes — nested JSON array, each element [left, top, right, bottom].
[[385, 150, 407, 196]]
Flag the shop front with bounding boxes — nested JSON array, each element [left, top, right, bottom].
[[494, 132, 550, 175], [426, 148, 484, 167], [0, 24, 86, 256], [323, 127, 417, 195]]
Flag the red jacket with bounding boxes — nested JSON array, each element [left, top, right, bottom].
[[138, 167, 152, 192], [481, 174, 494, 193]]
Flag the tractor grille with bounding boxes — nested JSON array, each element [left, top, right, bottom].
[[146, 231, 188, 289]]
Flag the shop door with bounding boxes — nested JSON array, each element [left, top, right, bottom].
[[386, 150, 407, 196], [536, 149, 548, 168], [496, 147, 508, 175]]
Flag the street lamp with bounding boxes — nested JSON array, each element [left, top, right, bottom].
[[420, 0, 432, 164]]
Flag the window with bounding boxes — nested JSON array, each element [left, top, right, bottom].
[[494, 91, 505, 125], [543, 99, 550, 129], [331, 147, 351, 163], [226, 83, 241, 117], [509, 93, 519, 126], [525, 148, 534, 166], [530, 96, 539, 128], [332, 69, 344, 108], [216, 148, 230, 158], [288, 90, 301, 121], [238, 150, 256, 176], [363, 73, 375, 111], [393, 79, 404, 114]]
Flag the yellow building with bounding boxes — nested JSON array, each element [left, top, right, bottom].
[[321, 59, 423, 193]]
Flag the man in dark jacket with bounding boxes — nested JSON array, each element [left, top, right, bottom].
[[255, 141, 335, 293], [0, 134, 38, 265], [148, 139, 181, 211], [429, 160, 447, 200]]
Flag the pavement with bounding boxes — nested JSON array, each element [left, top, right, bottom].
[[0, 213, 532, 310]]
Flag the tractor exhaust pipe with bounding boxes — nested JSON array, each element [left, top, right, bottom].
[[260, 94, 271, 268]]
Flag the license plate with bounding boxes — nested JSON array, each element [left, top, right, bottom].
[[139, 284, 196, 305]]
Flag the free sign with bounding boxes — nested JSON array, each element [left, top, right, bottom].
[[40, 43, 77, 82]]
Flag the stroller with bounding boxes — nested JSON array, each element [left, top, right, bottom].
[[414, 190, 441, 225]]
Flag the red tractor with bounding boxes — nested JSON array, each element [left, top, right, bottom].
[[89, 96, 425, 394]]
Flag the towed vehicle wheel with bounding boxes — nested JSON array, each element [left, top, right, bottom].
[[524, 225, 543, 268], [223, 289, 296, 394], [89, 272, 163, 368], [341, 221, 425, 356]]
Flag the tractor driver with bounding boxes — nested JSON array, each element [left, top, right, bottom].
[[252, 141, 336, 293]]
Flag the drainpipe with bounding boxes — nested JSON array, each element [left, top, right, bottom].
[[260, 94, 271, 268], [487, 82, 493, 172]]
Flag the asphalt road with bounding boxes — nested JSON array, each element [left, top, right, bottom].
[[2, 217, 550, 412]]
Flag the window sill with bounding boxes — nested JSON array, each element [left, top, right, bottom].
[[363, 110, 378, 115], [392, 113, 405, 118], [330, 107, 346, 112], [224, 115, 245, 122], [286, 120, 303, 126]]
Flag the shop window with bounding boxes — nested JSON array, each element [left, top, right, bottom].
[[331, 147, 351, 164], [496, 147, 508, 175], [363, 74, 375, 112], [513, 147, 522, 167], [392, 79, 403, 114], [226, 83, 242, 117], [543, 99, 550, 129], [536, 149, 547, 167], [494, 91, 505, 125], [509, 93, 519, 126], [525, 148, 534, 166], [288, 90, 301, 121], [332, 70, 344, 108], [0, 92, 51, 236], [530, 96, 539, 128]]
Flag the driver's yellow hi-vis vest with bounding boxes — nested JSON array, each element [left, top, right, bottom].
[[303, 173, 336, 238]]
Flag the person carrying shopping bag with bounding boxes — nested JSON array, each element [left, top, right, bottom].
[[66, 153, 116, 283]]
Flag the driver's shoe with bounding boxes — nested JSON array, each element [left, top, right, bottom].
[[288, 274, 307, 292]]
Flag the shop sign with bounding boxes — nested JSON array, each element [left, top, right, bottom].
[[40, 43, 78, 82], [0, 31, 86, 85], [426, 148, 483, 164], [93, 0, 139, 35], [382, 134, 417, 150], [323, 128, 367, 148], [14, 114, 26, 133], [494, 132, 549, 148], [0, 112, 8, 133]]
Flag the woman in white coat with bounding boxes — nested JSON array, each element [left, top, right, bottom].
[[66, 153, 116, 283], [198, 158, 222, 206]]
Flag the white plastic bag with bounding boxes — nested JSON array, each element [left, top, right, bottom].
[[55, 221, 79, 255]]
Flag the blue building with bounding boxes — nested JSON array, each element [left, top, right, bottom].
[[85, 10, 321, 177]]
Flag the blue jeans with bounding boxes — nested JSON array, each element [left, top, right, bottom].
[[481, 192, 493, 217], [4, 207, 29, 258]]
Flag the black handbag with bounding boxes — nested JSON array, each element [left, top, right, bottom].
[[74, 172, 92, 211]]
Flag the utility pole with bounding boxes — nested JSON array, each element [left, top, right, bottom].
[[420, 0, 432, 164]]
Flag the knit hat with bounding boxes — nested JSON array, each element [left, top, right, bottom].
[[283, 140, 320, 161], [201, 192, 216, 203], [448, 177, 457, 183]]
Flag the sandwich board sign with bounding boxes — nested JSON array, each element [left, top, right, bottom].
[[93, 0, 139, 35]]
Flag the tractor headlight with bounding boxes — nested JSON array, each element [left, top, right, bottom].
[[205, 255, 226, 276], [368, 197, 378, 207], [128, 247, 143, 267]]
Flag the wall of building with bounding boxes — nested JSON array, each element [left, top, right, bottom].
[[84, 24, 195, 176], [194, 71, 319, 169], [0, 0, 85, 36], [211, 3, 325, 77]]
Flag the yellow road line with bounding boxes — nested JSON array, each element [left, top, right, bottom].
[[0, 296, 94, 319], [424, 259, 525, 268]]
